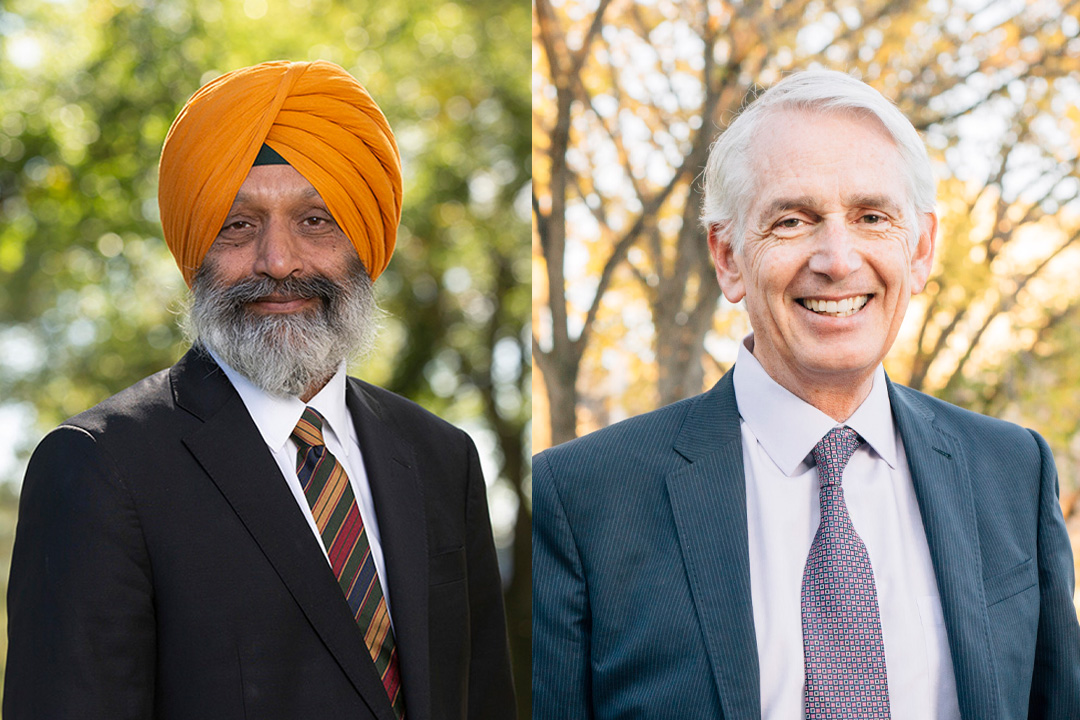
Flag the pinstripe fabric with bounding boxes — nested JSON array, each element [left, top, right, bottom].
[[890, 385, 1080, 719], [292, 407, 404, 719], [534, 369, 1080, 720], [534, 381, 753, 719]]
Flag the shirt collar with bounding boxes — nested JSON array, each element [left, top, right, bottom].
[[732, 335, 898, 475], [206, 348, 355, 457]]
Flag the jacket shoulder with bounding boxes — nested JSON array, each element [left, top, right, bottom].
[[891, 382, 1037, 444], [58, 367, 178, 438], [22, 366, 184, 503], [889, 382, 1045, 474]]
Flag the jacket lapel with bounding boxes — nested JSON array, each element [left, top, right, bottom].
[[888, 381, 999, 720], [662, 370, 1000, 718], [666, 372, 761, 720], [172, 349, 396, 720], [347, 380, 431, 720]]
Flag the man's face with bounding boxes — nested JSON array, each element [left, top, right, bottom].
[[187, 164, 380, 399], [709, 109, 936, 400], [205, 164, 358, 306]]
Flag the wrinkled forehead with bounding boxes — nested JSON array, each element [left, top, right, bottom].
[[746, 108, 910, 204], [227, 165, 328, 213]]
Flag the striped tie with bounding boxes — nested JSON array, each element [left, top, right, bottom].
[[292, 407, 405, 719]]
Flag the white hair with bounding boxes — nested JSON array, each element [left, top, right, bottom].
[[701, 69, 936, 253]]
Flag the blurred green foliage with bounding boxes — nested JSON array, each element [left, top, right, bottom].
[[0, 0, 531, 712]]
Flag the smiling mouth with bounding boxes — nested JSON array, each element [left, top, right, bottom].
[[798, 294, 871, 317]]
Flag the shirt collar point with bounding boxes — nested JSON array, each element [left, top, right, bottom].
[[844, 365, 899, 468], [209, 349, 351, 452], [734, 338, 899, 473]]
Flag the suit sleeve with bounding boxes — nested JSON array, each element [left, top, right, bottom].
[[1027, 430, 1080, 718], [532, 452, 593, 720], [4, 426, 155, 720], [462, 433, 517, 718]]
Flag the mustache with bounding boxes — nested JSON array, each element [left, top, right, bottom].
[[213, 274, 344, 310]]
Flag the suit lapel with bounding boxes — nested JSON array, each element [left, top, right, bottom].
[[661, 370, 1000, 718], [347, 381, 431, 720], [172, 349, 396, 720], [666, 372, 761, 720], [888, 382, 999, 720]]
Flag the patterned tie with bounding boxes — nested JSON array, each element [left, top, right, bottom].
[[291, 407, 405, 719], [801, 426, 890, 719]]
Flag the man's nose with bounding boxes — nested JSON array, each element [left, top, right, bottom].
[[253, 219, 304, 279], [807, 219, 862, 279]]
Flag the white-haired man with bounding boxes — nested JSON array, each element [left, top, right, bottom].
[[533, 70, 1080, 719]]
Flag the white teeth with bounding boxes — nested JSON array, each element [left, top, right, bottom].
[[800, 295, 869, 317]]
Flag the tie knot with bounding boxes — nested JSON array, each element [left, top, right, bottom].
[[812, 426, 862, 487], [291, 407, 327, 449]]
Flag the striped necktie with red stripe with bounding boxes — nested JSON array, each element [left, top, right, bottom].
[[292, 407, 405, 719]]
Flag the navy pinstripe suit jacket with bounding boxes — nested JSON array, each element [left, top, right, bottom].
[[533, 370, 1080, 719]]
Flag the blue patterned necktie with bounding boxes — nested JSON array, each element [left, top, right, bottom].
[[802, 426, 890, 719]]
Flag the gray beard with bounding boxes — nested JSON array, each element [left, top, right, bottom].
[[182, 256, 381, 398]]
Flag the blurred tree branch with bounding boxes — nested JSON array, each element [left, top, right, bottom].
[[532, 0, 1080, 526]]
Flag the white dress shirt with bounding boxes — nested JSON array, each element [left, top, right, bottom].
[[733, 337, 960, 719], [210, 350, 393, 621]]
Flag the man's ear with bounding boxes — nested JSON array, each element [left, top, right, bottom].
[[909, 211, 938, 294], [708, 223, 746, 303]]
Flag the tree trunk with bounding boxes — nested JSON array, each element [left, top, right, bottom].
[[544, 356, 580, 446], [656, 312, 705, 405], [505, 500, 531, 717]]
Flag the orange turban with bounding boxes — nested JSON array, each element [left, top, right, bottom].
[[158, 60, 402, 286]]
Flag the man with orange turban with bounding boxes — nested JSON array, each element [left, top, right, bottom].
[[6, 60, 516, 720]]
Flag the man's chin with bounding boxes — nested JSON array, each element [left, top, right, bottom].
[[244, 324, 327, 355], [791, 351, 881, 387]]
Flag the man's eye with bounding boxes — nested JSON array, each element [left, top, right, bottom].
[[222, 220, 252, 232], [303, 216, 330, 227], [777, 218, 803, 229], [861, 213, 884, 224]]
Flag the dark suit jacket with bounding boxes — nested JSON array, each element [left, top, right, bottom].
[[5, 348, 515, 720], [533, 370, 1080, 719]]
